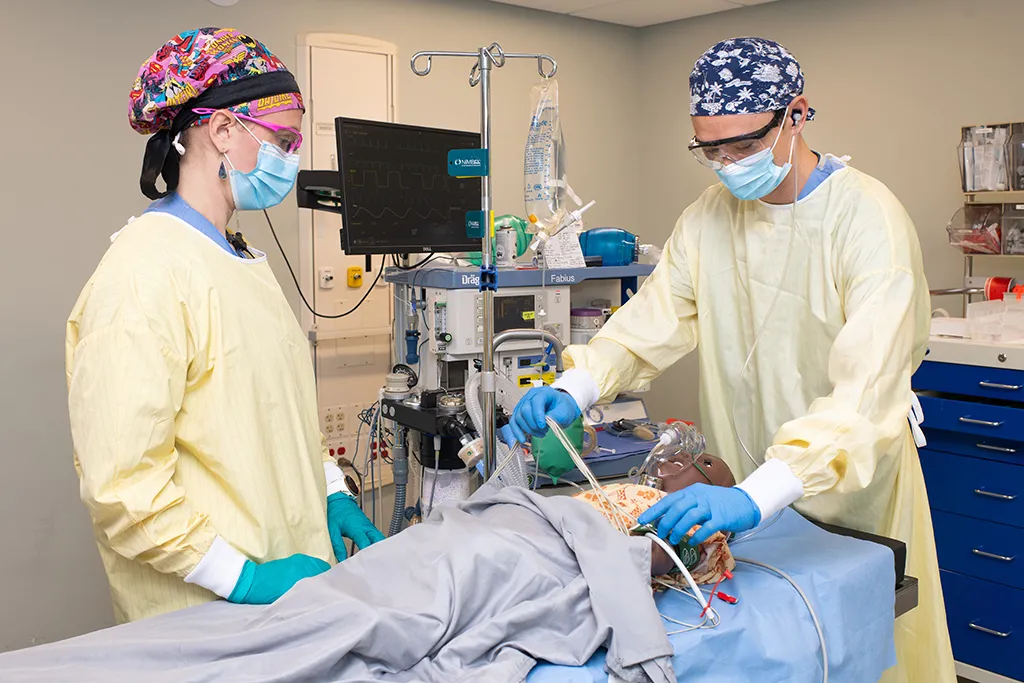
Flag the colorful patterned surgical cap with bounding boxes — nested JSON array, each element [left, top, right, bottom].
[[129, 27, 304, 199], [689, 36, 815, 120], [129, 27, 302, 135]]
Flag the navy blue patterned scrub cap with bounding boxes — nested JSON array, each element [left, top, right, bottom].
[[689, 37, 816, 120]]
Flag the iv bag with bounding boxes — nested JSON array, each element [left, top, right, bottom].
[[524, 79, 567, 233]]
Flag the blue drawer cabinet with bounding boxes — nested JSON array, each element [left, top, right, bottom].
[[921, 430, 1021, 466], [941, 570, 1024, 682], [917, 394, 1024, 443], [914, 355, 1024, 683], [932, 510, 1024, 590], [920, 449, 1024, 527], [914, 360, 1024, 402]]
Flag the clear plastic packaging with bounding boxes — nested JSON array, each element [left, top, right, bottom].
[[1002, 204, 1024, 255], [959, 125, 1011, 192], [1001, 295, 1024, 344], [524, 79, 566, 233], [639, 243, 663, 266], [947, 204, 1002, 254], [1010, 129, 1024, 191], [967, 299, 1004, 342]]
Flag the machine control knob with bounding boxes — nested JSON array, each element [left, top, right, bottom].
[[437, 332, 453, 343]]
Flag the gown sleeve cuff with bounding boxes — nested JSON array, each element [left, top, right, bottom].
[[183, 536, 248, 599], [552, 368, 601, 412], [324, 461, 352, 497], [736, 458, 805, 521]]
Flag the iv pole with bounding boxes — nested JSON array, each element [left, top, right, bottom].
[[410, 44, 558, 479]]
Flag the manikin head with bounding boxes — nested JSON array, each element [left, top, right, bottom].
[[574, 453, 736, 576]]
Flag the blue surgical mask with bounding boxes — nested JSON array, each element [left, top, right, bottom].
[[715, 125, 794, 201], [223, 123, 301, 211]]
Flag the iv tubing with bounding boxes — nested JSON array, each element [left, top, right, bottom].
[[729, 131, 802, 469], [730, 508, 784, 544]]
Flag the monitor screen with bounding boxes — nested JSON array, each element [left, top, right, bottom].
[[494, 295, 536, 334], [335, 118, 483, 255]]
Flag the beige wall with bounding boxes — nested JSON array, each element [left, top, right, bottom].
[[0, 0, 640, 650], [638, 0, 1024, 426]]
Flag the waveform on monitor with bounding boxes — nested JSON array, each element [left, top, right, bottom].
[[347, 170, 446, 191], [352, 206, 450, 220]]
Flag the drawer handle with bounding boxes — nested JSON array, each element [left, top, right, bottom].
[[960, 417, 1004, 427], [977, 443, 1018, 454], [974, 488, 1018, 501], [979, 381, 1023, 391], [972, 548, 1016, 562], [969, 622, 1012, 638]]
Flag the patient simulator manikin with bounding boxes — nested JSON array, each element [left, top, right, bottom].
[[573, 452, 737, 582]]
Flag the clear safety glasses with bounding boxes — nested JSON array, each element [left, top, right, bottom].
[[193, 108, 303, 155], [688, 108, 787, 170]]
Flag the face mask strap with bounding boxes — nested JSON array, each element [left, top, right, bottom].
[[221, 117, 271, 177], [766, 108, 791, 155]]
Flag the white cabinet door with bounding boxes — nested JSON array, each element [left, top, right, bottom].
[[301, 39, 396, 480]]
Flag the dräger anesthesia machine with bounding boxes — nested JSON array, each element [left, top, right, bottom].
[[297, 110, 660, 521]]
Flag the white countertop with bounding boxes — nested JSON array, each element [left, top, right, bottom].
[[926, 336, 1024, 371]]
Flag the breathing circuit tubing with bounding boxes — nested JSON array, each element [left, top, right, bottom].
[[465, 372, 530, 487]]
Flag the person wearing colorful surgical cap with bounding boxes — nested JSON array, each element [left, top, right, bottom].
[[511, 37, 954, 683], [65, 28, 383, 623]]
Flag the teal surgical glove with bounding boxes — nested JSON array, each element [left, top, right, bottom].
[[226, 554, 330, 605], [509, 386, 581, 444], [326, 492, 385, 561], [638, 484, 762, 546]]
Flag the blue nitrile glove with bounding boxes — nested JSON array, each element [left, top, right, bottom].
[[638, 484, 761, 546], [499, 424, 517, 447], [476, 426, 518, 479], [509, 386, 581, 444], [327, 492, 386, 560], [227, 554, 331, 604]]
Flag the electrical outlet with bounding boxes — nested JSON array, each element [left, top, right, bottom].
[[326, 436, 395, 489], [319, 405, 350, 435], [326, 438, 352, 461]]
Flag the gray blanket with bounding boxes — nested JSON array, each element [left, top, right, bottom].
[[0, 485, 675, 682]]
